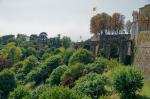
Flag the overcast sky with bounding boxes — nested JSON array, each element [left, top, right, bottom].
[[0, 0, 149, 41]]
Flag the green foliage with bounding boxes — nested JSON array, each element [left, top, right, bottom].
[[22, 55, 39, 75], [31, 84, 50, 99], [73, 73, 107, 98], [62, 36, 71, 48], [63, 48, 75, 65], [39, 86, 90, 99], [8, 86, 31, 99], [11, 61, 24, 73], [0, 69, 17, 98], [61, 63, 85, 87], [113, 67, 144, 98], [86, 58, 109, 74], [22, 47, 37, 59], [26, 55, 62, 84], [69, 49, 95, 65], [46, 65, 68, 86]]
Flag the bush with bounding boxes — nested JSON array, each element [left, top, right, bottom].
[[63, 48, 75, 65], [73, 73, 107, 98], [112, 67, 144, 98], [9, 86, 31, 99], [26, 55, 62, 84], [39, 86, 90, 99], [31, 84, 50, 99], [0, 69, 17, 98], [61, 63, 85, 88], [86, 58, 109, 74], [69, 49, 95, 65], [46, 65, 68, 86], [22, 55, 39, 75]]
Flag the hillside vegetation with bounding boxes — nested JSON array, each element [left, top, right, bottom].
[[0, 34, 150, 99]]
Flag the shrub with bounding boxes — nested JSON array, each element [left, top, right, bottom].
[[46, 65, 68, 86], [22, 55, 39, 75], [39, 86, 90, 99], [86, 58, 109, 74], [73, 73, 107, 98], [61, 63, 85, 87], [9, 86, 31, 99], [112, 67, 144, 98], [69, 49, 94, 65], [31, 84, 50, 99], [11, 61, 24, 73], [0, 69, 17, 98], [26, 55, 62, 84], [63, 48, 75, 65]]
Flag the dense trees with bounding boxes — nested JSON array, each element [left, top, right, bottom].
[[39, 86, 89, 99], [0, 70, 17, 98], [73, 73, 107, 98], [9, 86, 31, 99], [69, 49, 95, 65], [0, 32, 146, 99]]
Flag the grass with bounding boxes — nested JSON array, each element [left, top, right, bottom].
[[138, 81, 150, 99]]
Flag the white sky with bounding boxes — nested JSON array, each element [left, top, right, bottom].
[[0, 0, 149, 41]]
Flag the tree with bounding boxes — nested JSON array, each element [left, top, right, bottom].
[[38, 32, 48, 48], [26, 55, 62, 84], [85, 58, 108, 74], [0, 69, 17, 98], [90, 12, 125, 36], [63, 48, 75, 65], [111, 13, 125, 34], [73, 73, 107, 98], [9, 86, 31, 99], [69, 49, 95, 65], [31, 84, 51, 99], [39, 86, 90, 99], [1, 35, 15, 44], [62, 36, 71, 48], [113, 67, 144, 98], [46, 65, 68, 86], [61, 63, 85, 88], [22, 55, 39, 75], [90, 13, 111, 36], [126, 20, 132, 34]]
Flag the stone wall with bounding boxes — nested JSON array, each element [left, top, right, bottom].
[[134, 31, 150, 81]]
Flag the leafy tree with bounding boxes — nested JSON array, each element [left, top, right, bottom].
[[111, 13, 125, 34], [0, 69, 17, 98], [112, 67, 144, 98], [63, 48, 75, 65], [62, 36, 71, 48], [61, 63, 85, 88], [26, 55, 62, 84], [31, 84, 50, 99], [22, 55, 39, 75], [9, 86, 31, 99], [1, 35, 15, 44], [38, 32, 48, 48], [69, 49, 95, 65], [73, 73, 107, 98], [90, 13, 111, 35], [22, 47, 37, 59], [39, 86, 90, 99], [85, 58, 108, 74], [46, 65, 68, 86]]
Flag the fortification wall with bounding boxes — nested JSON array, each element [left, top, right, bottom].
[[134, 31, 150, 81]]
